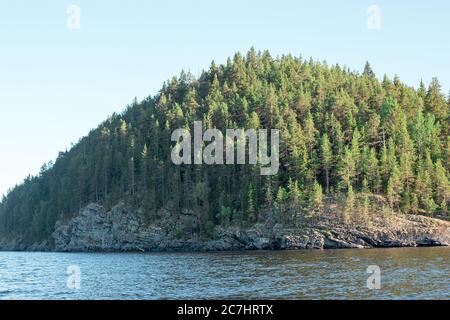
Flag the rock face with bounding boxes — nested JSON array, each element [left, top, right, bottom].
[[49, 202, 450, 252]]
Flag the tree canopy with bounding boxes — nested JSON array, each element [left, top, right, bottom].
[[0, 49, 448, 244]]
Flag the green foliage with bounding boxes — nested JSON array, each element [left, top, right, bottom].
[[275, 186, 288, 224], [0, 50, 448, 244], [363, 61, 375, 78], [343, 185, 355, 224], [320, 134, 332, 193], [308, 181, 324, 220], [245, 183, 256, 223], [425, 77, 448, 120]]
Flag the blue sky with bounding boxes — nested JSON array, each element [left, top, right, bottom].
[[0, 0, 449, 196]]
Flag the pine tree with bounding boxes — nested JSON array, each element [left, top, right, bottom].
[[434, 160, 449, 214], [363, 61, 375, 78], [264, 178, 274, 210], [339, 146, 355, 191], [140, 144, 148, 189], [418, 80, 427, 100], [367, 148, 379, 192], [309, 181, 324, 222], [415, 164, 432, 212], [320, 134, 332, 193], [387, 165, 402, 211], [360, 179, 371, 225], [351, 128, 361, 185], [304, 111, 317, 158], [343, 185, 355, 224], [246, 183, 256, 223], [275, 186, 288, 224], [288, 178, 302, 213], [425, 77, 448, 120]]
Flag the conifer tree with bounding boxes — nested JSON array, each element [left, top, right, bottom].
[[246, 183, 256, 223], [288, 178, 302, 213], [360, 179, 371, 225], [309, 181, 324, 222], [387, 165, 402, 211], [425, 77, 448, 120], [320, 134, 332, 193], [434, 160, 449, 214], [275, 186, 288, 224], [363, 61, 375, 79], [339, 146, 355, 191], [343, 185, 355, 224]]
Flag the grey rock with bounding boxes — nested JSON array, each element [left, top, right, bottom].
[[2, 201, 449, 252], [51, 204, 450, 252]]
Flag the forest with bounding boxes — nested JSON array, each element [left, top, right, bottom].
[[0, 48, 448, 245]]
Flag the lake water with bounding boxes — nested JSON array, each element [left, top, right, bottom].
[[0, 247, 448, 300]]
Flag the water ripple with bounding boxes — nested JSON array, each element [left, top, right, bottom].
[[0, 247, 448, 299]]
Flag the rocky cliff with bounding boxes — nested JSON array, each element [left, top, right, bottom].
[[49, 202, 450, 252], [1, 201, 449, 252]]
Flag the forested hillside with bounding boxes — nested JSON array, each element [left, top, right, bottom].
[[1, 49, 449, 246]]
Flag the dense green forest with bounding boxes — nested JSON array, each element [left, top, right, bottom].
[[0, 49, 449, 245]]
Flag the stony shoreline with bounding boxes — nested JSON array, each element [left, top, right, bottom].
[[1, 201, 449, 252]]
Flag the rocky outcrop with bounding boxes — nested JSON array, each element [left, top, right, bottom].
[[1, 201, 448, 252], [48, 202, 450, 252]]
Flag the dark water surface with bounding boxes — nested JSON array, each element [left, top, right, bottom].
[[0, 247, 448, 299]]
